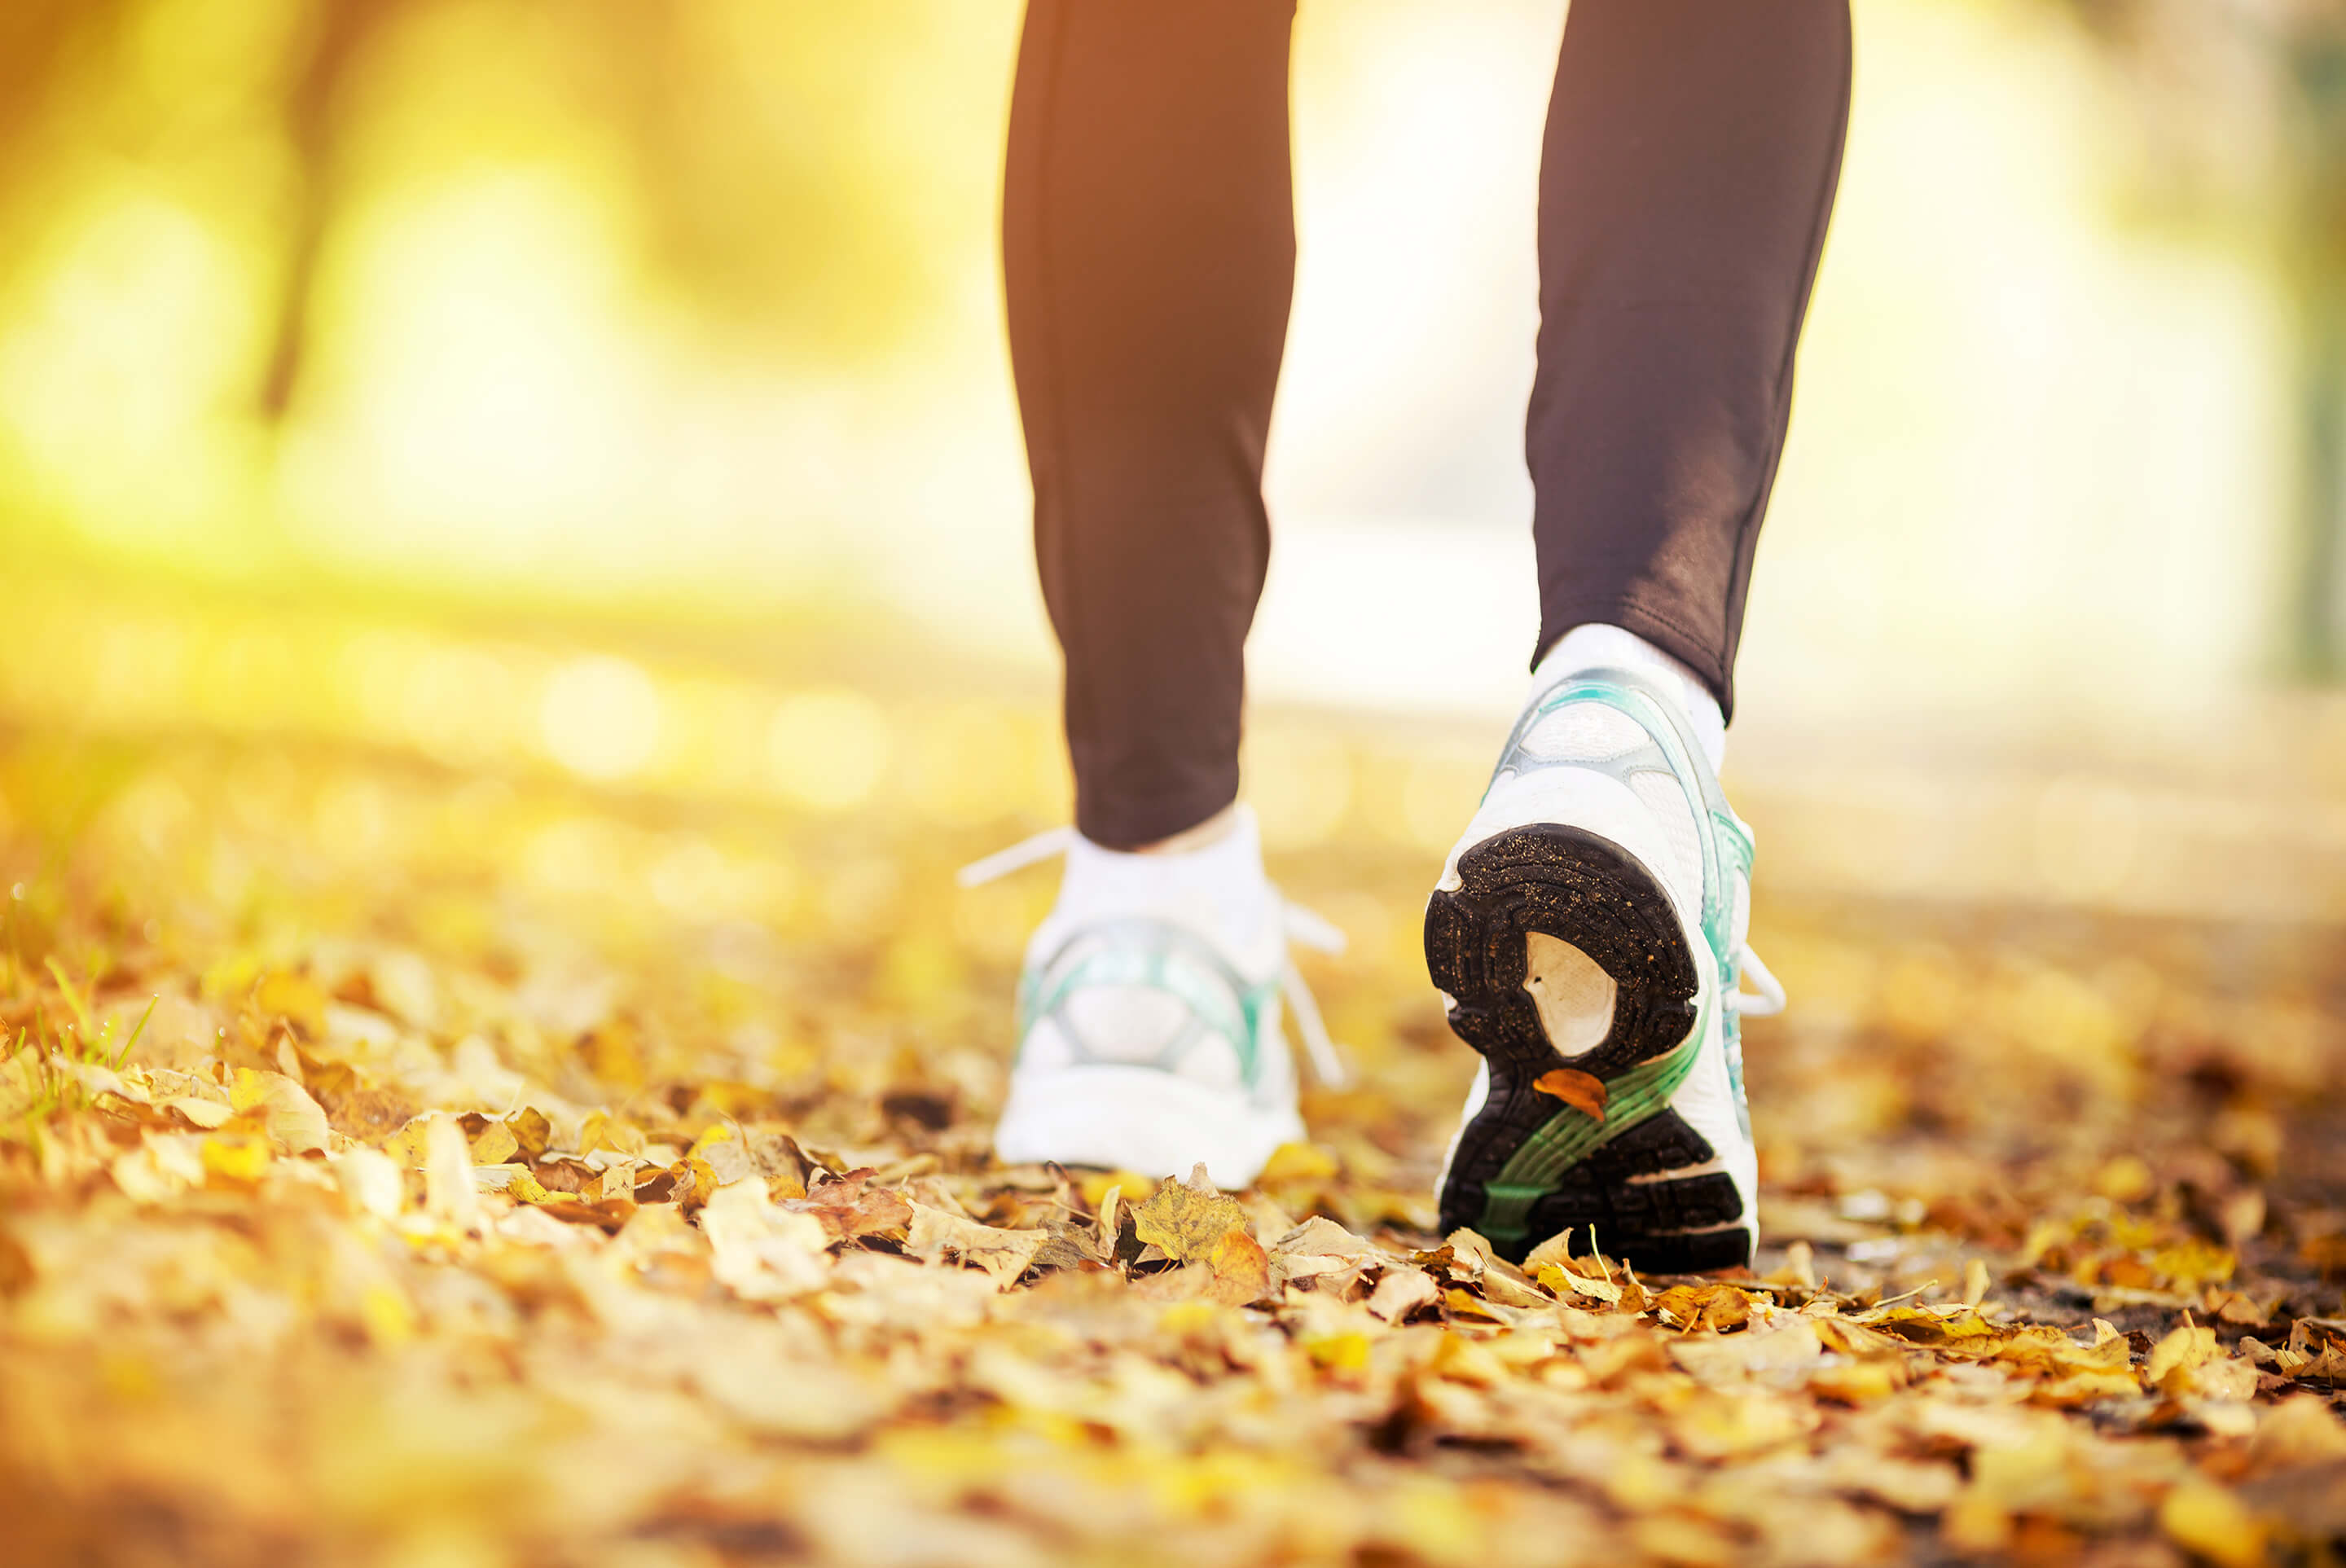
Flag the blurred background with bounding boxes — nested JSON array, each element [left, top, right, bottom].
[[2, 0, 2344, 920]]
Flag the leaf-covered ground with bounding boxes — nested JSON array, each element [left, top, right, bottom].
[[2, 614, 2344, 1568]]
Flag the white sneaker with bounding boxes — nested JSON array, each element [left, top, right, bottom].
[[960, 806, 1346, 1189], [1426, 654, 1782, 1272]]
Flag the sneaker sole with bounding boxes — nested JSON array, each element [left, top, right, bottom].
[[1425, 822, 1751, 1272]]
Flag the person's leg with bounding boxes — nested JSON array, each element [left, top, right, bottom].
[[1002, 0, 1296, 850], [1430, 0, 1850, 1270], [989, 0, 1311, 1188], [1528, 0, 1852, 713]]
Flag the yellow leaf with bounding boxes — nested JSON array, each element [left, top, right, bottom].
[[229, 1068, 329, 1154], [200, 1132, 271, 1184], [468, 1120, 519, 1166], [357, 1283, 416, 1347], [1258, 1141, 1338, 1184], [1430, 1332, 1508, 1389], [1205, 1228, 1272, 1307], [255, 970, 327, 1040], [1130, 1164, 1250, 1265], [1304, 1332, 1371, 1374], [160, 1096, 233, 1131], [2159, 1482, 2266, 1568], [1077, 1168, 1155, 1209], [2148, 1317, 2220, 1386], [505, 1169, 554, 1204], [383, 1115, 434, 1169], [1532, 1259, 1622, 1305], [508, 1105, 552, 1160], [1808, 1359, 1904, 1404], [2092, 1153, 2155, 1203]]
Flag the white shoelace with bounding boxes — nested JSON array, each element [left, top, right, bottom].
[[1729, 945, 1786, 1017], [958, 828, 1355, 1089]]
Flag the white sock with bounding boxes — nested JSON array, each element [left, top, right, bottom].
[[1044, 805, 1278, 972], [1531, 624, 1728, 773]]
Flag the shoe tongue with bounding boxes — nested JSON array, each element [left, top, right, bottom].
[[1057, 806, 1276, 965]]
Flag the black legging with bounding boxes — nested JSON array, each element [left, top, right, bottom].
[[1006, 0, 1852, 848]]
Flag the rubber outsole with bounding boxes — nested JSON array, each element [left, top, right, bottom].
[[1426, 823, 1748, 1274]]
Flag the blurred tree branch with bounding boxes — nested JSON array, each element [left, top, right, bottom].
[[259, 0, 404, 424], [0, 0, 959, 437]]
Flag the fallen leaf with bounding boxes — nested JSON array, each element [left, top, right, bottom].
[[1270, 1215, 1381, 1294], [1130, 1164, 1250, 1265], [1204, 1228, 1272, 1307], [782, 1169, 914, 1244], [2245, 1395, 2346, 1474], [1367, 1267, 1439, 1322], [906, 1204, 1046, 1290], [1654, 1284, 1755, 1333], [2147, 1315, 2219, 1386], [330, 1148, 404, 1219], [468, 1118, 519, 1165], [160, 1096, 233, 1131], [701, 1180, 833, 1300], [199, 1131, 271, 1184], [1531, 1067, 1609, 1121], [2159, 1482, 2265, 1568], [422, 1113, 483, 1232], [1671, 1319, 1824, 1384]]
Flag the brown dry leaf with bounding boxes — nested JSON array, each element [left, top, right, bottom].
[[699, 1136, 758, 1187], [906, 1203, 1047, 1290], [1366, 1266, 1439, 1322], [783, 1170, 915, 1244], [1270, 1214, 1381, 1294], [1531, 1067, 1608, 1121], [1129, 1163, 1250, 1265], [1653, 1283, 1755, 1333], [1670, 1318, 1824, 1384], [534, 1196, 635, 1234], [648, 1157, 721, 1212]]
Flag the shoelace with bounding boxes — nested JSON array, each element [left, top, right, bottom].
[[1729, 945, 1786, 1017], [957, 828, 1355, 1090]]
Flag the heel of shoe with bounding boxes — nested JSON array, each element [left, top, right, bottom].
[[1427, 823, 1749, 1269]]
